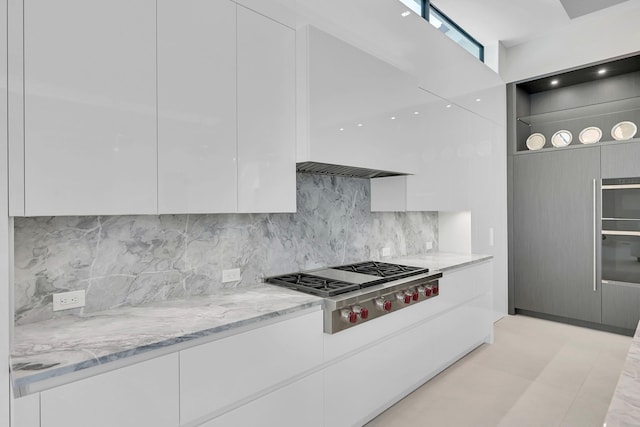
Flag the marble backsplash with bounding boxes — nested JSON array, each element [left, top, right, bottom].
[[14, 174, 438, 325]]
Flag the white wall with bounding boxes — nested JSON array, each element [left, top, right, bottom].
[[502, 1, 640, 83]]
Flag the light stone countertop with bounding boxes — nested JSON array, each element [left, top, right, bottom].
[[390, 251, 493, 272], [605, 320, 640, 426], [11, 251, 492, 396], [11, 284, 322, 396]]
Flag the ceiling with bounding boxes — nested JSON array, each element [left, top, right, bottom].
[[429, 0, 639, 48]]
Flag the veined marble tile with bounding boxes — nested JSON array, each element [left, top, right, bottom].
[[14, 174, 438, 324]]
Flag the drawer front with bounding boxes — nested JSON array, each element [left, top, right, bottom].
[[602, 281, 640, 330], [201, 372, 323, 427], [180, 310, 323, 424]]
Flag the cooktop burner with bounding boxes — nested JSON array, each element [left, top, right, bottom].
[[332, 261, 425, 278], [264, 261, 429, 298], [268, 273, 360, 297]]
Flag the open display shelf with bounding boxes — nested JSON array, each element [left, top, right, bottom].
[[517, 96, 640, 152]]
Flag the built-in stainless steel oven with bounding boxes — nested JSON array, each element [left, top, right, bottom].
[[602, 178, 640, 286]]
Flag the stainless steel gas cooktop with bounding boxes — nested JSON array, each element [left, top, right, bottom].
[[264, 261, 442, 333]]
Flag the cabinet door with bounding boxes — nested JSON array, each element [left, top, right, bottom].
[[23, 0, 157, 215], [40, 354, 179, 427], [157, 0, 237, 214], [234, 0, 295, 27], [602, 143, 640, 178], [201, 373, 323, 427], [602, 282, 640, 330], [514, 148, 601, 323], [237, 6, 296, 213], [179, 310, 323, 425]]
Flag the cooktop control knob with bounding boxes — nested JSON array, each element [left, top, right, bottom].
[[375, 298, 392, 311], [352, 305, 369, 320], [340, 309, 357, 324], [397, 291, 412, 304], [412, 289, 420, 301], [418, 285, 431, 297], [432, 284, 439, 295]]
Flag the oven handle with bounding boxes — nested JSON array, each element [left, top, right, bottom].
[[602, 230, 640, 237], [602, 184, 640, 190], [602, 279, 640, 288]]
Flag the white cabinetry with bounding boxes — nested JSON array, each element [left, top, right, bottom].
[[297, 25, 420, 174], [11, 392, 39, 427], [371, 99, 499, 212], [157, 1, 295, 214], [324, 261, 493, 426], [179, 310, 323, 425], [40, 354, 179, 427], [201, 373, 323, 427], [157, 0, 237, 214], [237, 5, 296, 213], [22, 0, 157, 216], [234, 0, 295, 27]]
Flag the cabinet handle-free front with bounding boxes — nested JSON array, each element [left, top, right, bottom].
[[593, 179, 597, 292]]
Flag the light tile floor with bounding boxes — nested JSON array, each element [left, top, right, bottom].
[[366, 314, 632, 427]]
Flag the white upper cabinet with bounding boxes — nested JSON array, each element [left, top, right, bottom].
[[372, 94, 484, 212], [157, 0, 237, 214], [237, 5, 296, 213], [297, 25, 420, 174], [23, 0, 157, 216], [234, 0, 296, 27]]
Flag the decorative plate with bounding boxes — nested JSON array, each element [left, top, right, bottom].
[[551, 130, 572, 147], [526, 133, 545, 150], [611, 121, 637, 141], [578, 127, 602, 144]]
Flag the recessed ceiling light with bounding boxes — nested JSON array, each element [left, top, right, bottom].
[[357, 123, 363, 127], [339, 128, 344, 131], [401, 10, 411, 17], [446, 104, 452, 108], [551, 79, 559, 85], [598, 68, 607, 75], [413, 111, 419, 115], [390, 116, 396, 120], [475, 98, 481, 102]]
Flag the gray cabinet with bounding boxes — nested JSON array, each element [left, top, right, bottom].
[[602, 282, 640, 330], [513, 147, 601, 323], [602, 143, 640, 179]]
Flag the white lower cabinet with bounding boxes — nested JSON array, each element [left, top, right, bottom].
[[11, 392, 40, 427], [179, 310, 323, 425], [325, 293, 492, 427], [201, 372, 323, 427], [325, 261, 493, 427], [39, 354, 179, 427]]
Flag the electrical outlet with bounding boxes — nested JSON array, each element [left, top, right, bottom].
[[52, 290, 86, 311], [222, 268, 241, 283], [426, 241, 433, 250], [382, 247, 391, 257]]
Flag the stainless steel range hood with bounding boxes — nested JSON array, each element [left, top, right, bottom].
[[296, 161, 410, 179]]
